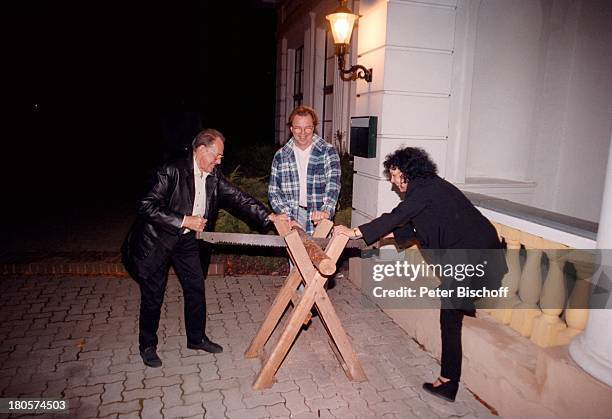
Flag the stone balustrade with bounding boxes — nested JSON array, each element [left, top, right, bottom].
[[483, 223, 592, 348], [464, 192, 598, 349]]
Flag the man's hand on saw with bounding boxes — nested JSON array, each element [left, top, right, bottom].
[[183, 215, 207, 232], [310, 210, 330, 226], [288, 220, 303, 230], [267, 213, 290, 223]]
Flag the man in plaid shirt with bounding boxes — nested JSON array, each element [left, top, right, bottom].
[[269, 105, 341, 235]]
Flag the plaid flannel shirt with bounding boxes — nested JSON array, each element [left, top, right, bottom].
[[268, 135, 341, 234]]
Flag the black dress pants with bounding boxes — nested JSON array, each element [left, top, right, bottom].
[[439, 309, 465, 382], [138, 233, 210, 351]]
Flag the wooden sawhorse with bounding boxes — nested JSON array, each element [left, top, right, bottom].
[[245, 219, 367, 389]]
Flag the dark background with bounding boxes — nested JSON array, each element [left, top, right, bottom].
[[2, 0, 277, 216]]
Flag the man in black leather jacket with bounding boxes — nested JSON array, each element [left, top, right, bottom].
[[122, 128, 287, 367]]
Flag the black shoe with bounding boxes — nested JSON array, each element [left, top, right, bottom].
[[422, 379, 458, 402], [187, 336, 223, 353], [140, 346, 162, 368], [462, 308, 477, 317]]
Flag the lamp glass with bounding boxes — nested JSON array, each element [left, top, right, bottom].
[[326, 12, 356, 45]]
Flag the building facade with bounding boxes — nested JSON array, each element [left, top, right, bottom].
[[275, 0, 612, 415], [274, 0, 358, 154]]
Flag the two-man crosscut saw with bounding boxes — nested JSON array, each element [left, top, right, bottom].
[[197, 231, 366, 249]]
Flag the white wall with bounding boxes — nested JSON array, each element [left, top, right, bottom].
[[466, 0, 543, 181], [530, 0, 612, 221], [466, 0, 612, 221]]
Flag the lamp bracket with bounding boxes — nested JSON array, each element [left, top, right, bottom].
[[336, 44, 372, 83]]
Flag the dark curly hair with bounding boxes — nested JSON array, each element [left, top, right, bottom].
[[383, 147, 438, 181]]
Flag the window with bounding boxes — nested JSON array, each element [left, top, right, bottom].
[[322, 34, 334, 143], [293, 46, 304, 108]]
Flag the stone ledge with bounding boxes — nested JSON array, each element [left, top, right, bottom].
[[0, 262, 226, 277], [465, 191, 597, 240]]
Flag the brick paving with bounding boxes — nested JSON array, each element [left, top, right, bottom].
[[0, 274, 498, 418]]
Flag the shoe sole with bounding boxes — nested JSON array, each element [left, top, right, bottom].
[[140, 350, 162, 368], [143, 361, 162, 368], [186, 345, 223, 353], [141, 357, 162, 368], [422, 384, 456, 402]]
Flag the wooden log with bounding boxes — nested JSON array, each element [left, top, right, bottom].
[[292, 227, 336, 276]]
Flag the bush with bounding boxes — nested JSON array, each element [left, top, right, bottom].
[[224, 253, 289, 276], [215, 167, 270, 233], [222, 143, 278, 178], [338, 153, 354, 211], [335, 207, 352, 227]]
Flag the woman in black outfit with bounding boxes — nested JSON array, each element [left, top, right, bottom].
[[334, 147, 506, 402]]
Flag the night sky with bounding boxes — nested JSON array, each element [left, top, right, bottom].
[[2, 1, 277, 214]]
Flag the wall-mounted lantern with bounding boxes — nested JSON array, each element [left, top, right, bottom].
[[325, 0, 372, 82]]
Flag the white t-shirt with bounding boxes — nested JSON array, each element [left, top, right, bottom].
[[293, 143, 313, 207]]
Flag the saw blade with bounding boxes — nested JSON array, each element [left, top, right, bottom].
[[198, 232, 293, 247], [197, 231, 365, 248]]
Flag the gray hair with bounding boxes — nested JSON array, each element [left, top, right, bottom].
[[192, 128, 225, 150]]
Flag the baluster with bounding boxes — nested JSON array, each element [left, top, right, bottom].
[[490, 227, 522, 324], [510, 234, 544, 337], [478, 223, 502, 314], [530, 245, 568, 347], [555, 256, 592, 345], [478, 223, 501, 313]]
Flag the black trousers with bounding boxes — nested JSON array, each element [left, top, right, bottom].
[[137, 233, 211, 351], [440, 309, 465, 382]]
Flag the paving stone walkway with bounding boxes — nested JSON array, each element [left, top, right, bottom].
[[0, 274, 497, 418]]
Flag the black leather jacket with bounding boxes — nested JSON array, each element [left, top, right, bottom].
[[122, 154, 272, 278]]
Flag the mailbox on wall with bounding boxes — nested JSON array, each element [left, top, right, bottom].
[[350, 116, 377, 158]]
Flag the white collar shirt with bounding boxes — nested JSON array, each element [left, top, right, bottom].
[[192, 158, 210, 217], [183, 158, 209, 234]]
